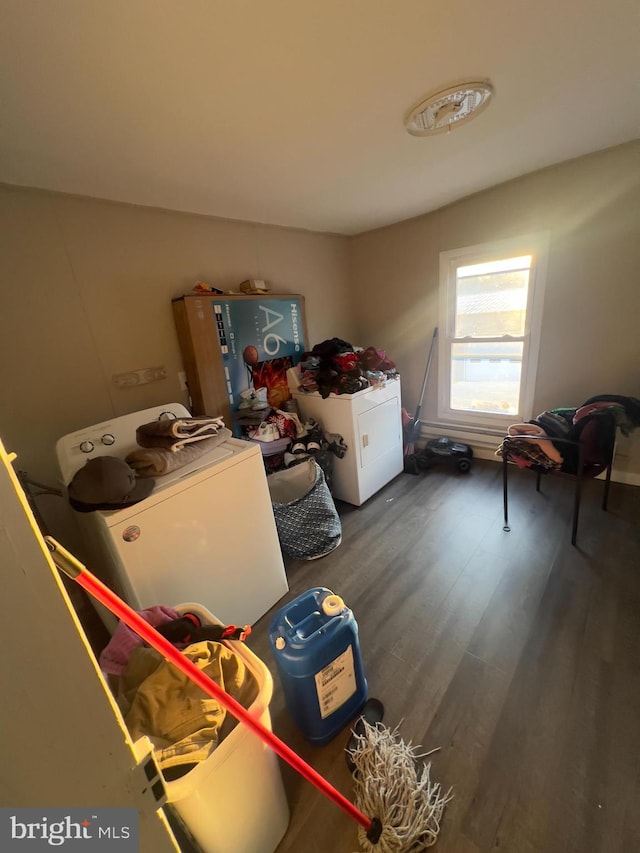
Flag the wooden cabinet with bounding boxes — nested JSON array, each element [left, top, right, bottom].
[[293, 378, 403, 506]]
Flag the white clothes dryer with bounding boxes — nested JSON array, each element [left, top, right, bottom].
[[56, 403, 288, 626]]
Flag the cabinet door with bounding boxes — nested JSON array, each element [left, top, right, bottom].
[[357, 397, 402, 470]]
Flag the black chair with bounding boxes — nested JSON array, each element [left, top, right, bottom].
[[500, 412, 617, 547]]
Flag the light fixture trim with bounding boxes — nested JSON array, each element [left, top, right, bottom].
[[405, 80, 494, 136]]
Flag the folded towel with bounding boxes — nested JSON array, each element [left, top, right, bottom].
[[126, 430, 232, 477], [137, 416, 226, 452], [507, 422, 564, 464]]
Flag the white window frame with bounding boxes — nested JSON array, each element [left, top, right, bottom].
[[437, 232, 549, 430]]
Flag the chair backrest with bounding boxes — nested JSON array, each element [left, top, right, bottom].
[[562, 410, 617, 475], [501, 395, 640, 478]]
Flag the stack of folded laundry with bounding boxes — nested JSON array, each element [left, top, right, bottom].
[[126, 416, 232, 477]]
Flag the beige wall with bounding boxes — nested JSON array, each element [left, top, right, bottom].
[[349, 141, 640, 479], [0, 186, 352, 544]]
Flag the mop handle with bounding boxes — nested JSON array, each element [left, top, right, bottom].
[[44, 537, 376, 838]]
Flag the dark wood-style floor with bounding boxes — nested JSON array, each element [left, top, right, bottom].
[[242, 459, 639, 853]]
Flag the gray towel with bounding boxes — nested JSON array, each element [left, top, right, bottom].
[[126, 429, 232, 477], [137, 416, 226, 451]]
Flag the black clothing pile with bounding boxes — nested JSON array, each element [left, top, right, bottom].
[[298, 338, 398, 398]]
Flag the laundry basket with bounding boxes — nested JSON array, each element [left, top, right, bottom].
[[267, 459, 342, 560], [163, 603, 289, 853]]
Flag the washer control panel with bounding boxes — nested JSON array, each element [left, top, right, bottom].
[[55, 403, 191, 484]]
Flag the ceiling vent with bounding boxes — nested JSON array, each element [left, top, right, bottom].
[[405, 81, 493, 136]]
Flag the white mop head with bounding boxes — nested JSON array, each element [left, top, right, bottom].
[[349, 721, 453, 852]]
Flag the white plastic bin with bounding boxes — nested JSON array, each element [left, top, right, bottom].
[[164, 603, 289, 853]]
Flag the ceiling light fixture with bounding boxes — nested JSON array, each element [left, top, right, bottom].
[[404, 80, 493, 136]]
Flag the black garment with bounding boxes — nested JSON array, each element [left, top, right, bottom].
[[310, 338, 354, 358], [306, 338, 363, 397], [561, 411, 617, 475], [559, 394, 640, 473]]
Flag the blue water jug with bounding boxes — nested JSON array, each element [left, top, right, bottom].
[[269, 587, 368, 745]]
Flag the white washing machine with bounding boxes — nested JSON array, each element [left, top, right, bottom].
[[56, 403, 289, 627]]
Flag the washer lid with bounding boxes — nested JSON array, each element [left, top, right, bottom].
[[93, 438, 259, 524]]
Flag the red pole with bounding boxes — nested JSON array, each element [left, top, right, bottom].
[[46, 538, 373, 835]]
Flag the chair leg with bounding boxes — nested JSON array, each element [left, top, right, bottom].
[[503, 453, 510, 532], [571, 444, 585, 547], [602, 462, 612, 511], [536, 471, 542, 493], [571, 474, 582, 546]]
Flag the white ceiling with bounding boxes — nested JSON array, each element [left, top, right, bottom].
[[1, 1, 638, 235]]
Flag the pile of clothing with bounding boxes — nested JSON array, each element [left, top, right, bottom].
[[297, 338, 398, 398], [497, 394, 640, 474], [234, 337, 397, 473], [234, 391, 348, 477], [236, 393, 305, 443], [126, 416, 232, 477], [99, 606, 257, 780]]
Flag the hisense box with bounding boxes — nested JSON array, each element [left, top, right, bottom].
[[172, 293, 308, 436]]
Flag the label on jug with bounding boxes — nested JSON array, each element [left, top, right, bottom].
[[315, 645, 356, 719]]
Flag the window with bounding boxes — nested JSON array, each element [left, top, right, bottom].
[[438, 233, 549, 429]]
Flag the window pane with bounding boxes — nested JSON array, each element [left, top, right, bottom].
[[455, 265, 530, 338], [450, 341, 523, 415]]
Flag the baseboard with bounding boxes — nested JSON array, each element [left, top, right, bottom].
[[418, 423, 503, 450], [609, 469, 640, 487]]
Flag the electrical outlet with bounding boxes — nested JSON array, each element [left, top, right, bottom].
[[113, 367, 167, 388], [143, 366, 167, 383]]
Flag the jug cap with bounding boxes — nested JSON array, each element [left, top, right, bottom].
[[321, 594, 346, 617]]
